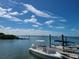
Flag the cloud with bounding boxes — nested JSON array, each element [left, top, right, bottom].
[[9, 17, 22, 22], [19, 10, 28, 15], [70, 28, 79, 36], [49, 25, 53, 28], [44, 20, 54, 28], [0, 7, 8, 16], [0, 25, 73, 36], [0, 26, 78, 36], [23, 4, 52, 18], [7, 8, 12, 12], [14, 10, 28, 15], [23, 4, 66, 20], [56, 26, 65, 29], [24, 15, 42, 25], [9, 10, 28, 16], [0, 25, 52, 35], [5, 27, 12, 30], [45, 20, 54, 25], [9, 11, 20, 16], [0, 26, 60, 36], [22, 10, 28, 14], [32, 24, 39, 27], [8, 0, 18, 4], [0, 25, 4, 28], [71, 28, 77, 31], [0, 7, 22, 22], [0, 25, 12, 30], [59, 19, 67, 22]]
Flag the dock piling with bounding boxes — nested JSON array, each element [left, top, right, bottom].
[[49, 34, 52, 48]]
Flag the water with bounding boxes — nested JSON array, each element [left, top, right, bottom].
[[0, 36, 79, 59]]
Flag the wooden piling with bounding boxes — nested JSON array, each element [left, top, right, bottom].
[[61, 34, 65, 52], [49, 34, 52, 48]]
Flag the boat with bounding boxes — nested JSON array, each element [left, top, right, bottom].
[[29, 40, 64, 59]]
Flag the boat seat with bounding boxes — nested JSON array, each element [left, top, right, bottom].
[[47, 48, 56, 54]]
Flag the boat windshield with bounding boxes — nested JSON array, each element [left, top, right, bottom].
[[31, 40, 47, 48], [36, 40, 45, 42], [35, 40, 47, 47]]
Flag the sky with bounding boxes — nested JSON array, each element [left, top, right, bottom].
[[0, 0, 79, 36]]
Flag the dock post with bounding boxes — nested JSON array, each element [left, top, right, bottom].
[[61, 34, 65, 52], [49, 34, 52, 48]]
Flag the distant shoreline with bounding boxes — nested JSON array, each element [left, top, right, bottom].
[[0, 33, 19, 39], [19, 35, 79, 38]]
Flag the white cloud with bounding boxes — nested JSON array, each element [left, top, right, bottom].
[[1, 25, 78, 36], [0, 25, 4, 28], [24, 15, 42, 25], [32, 25, 39, 27], [9, 11, 19, 16], [0, 7, 12, 14], [7, 8, 12, 12], [0, 25, 51, 35], [0, 7, 22, 22], [0, 26, 60, 36], [23, 4, 52, 18], [70, 28, 79, 36], [49, 25, 53, 28], [9, 10, 28, 16], [0, 25, 12, 30], [8, 0, 18, 4], [56, 26, 65, 29], [71, 28, 77, 31], [44, 20, 54, 28], [18, 10, 28, 15], [5, 27, 12, 30], [22, 10, 28, 14], [0, 26, 78, 36], [45, 20, 54, 25], [9, 17, 22, 21], [59, 19, 67, 22], [24, 18, 37, 23], [0, 7, 7, 16], [2, 14, 12, 18]]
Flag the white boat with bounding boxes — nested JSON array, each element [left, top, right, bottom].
[[29, 40, 64, 59]]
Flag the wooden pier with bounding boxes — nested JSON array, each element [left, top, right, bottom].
[[51, 45, 79, 59], [61, 51, 79, 59], [49, 34, 79, 59]]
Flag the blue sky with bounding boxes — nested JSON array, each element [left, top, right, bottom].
[[0, 0, 79, 36]]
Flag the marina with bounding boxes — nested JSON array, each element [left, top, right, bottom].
[[29, 35, 79, 59], [0, 35, 78, 59], [0, 0, 78, 59]]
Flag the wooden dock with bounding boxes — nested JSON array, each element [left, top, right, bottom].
[[51, 45, 79, 59], [49, 34, 79, 59], [60, 50, 79, 59]]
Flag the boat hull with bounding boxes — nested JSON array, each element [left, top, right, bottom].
[[29, 48, 64, 59]]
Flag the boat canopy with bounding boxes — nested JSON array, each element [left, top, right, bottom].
[[35, 40, 47, 47], [36, 40, 45, 42]]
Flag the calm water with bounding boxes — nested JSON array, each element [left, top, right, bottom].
[[0, 36, 79, 59]]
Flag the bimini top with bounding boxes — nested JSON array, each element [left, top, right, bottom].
[[35, 40, 47, 47], [36, 40, 45, 42]]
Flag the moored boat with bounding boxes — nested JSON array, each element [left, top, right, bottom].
[[29, 40, 64, 59]]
